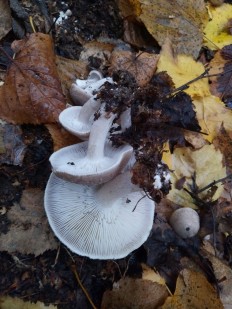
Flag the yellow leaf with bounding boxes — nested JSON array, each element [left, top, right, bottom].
[[193, 95, 232, 142], [157, 42, 210, 99], [139, 0, 207, 59], [167, 144, 226, 208], [142, 264, 166, 286], [204, 3, 232, 50], [0, 297, 57, 309], [162, 269, 223, 309]]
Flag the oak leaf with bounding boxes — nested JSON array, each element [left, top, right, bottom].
[[0, 33, 66, 124]]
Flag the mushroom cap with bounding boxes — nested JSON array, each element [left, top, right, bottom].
[[75, 70, 103, 89], [59, 106, 94, 140], [70, 76, 113, 105], [59, 96, 101, 140], [44, 172, 155, 259], [169, 207, 200, 238], [49, 141, 133, 184]]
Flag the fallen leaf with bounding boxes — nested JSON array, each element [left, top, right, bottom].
[[193, 95, 232, 141], [46, 123, 81, 151], [0, 1, 11, 40], [109, 49, 159, 86], [209, 44, 232, 105], [213, 125, 232, 174], [79, 40, 114, 70], [162, 269, 223, 309], [201, 247, 232, 309], [142, 264, 166, 286], [0, 296, 57, 309], [0, 188, 58, 255], [55, 56, 88, 103], [0, 33, 66, 124], [0, 122, 26, 166], [204, 3, 232, 50], [137, 0, 208, 58], [157, 41, 211, 99], [167, 144, 226, 208], [101, 276, 168, 309]]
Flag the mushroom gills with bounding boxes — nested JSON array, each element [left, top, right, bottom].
[[44, 172, 155, 259]]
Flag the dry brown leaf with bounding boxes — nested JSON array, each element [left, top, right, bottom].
[[109, 50, 159, 86], [0, 1, 11, 40], [0, 188, 58, 255], [162, 269, 223, 309], [101, 276, 168, 309], [209, 45, 232, 105], [46, 123, 81, 152], [79, 40, 114, 70], [0, 33, 66, 124]]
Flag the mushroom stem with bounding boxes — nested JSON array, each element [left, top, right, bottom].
[[78, 97, 101, 123], [86, 113, 115, 159]]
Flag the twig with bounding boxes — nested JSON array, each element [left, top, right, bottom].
[[196, 174, 232, 194], [64, 248, 97, 309], [71, 264, 98, 309]]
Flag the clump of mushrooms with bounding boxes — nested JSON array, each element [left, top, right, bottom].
[[44, 71, 156, 259]]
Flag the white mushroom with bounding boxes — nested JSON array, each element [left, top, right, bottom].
[[50, 113, 133, 184], [44, 172, 155, 259], [59, 96, 100, 140], [169, 207, 200, 238], [70, 70, 113, 105]]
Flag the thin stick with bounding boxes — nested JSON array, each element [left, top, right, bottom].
[[71, 264, 98, 309], [196, 174, 232, 194]]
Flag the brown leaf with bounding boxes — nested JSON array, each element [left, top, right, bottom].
[[209, 44, 232, 106], [0, 33, 66, 124], [46, 123, 81, 152], [55, 56, 88, 103], [101, 277, 168, 309], [109, 50, 159, 86]]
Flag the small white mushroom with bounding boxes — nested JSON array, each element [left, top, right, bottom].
[[44, 172, 155, 259], [59, 96, 100, 140], [50, 112, 133, 184], [70, 70, 113, 105], [169, 207, 200, 238]]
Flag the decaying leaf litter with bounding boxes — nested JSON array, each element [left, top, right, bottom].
[[1, 0, 232, 308]]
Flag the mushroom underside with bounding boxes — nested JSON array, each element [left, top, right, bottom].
[[49, 142, 133, 184], [44, 172, 155, 259]]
